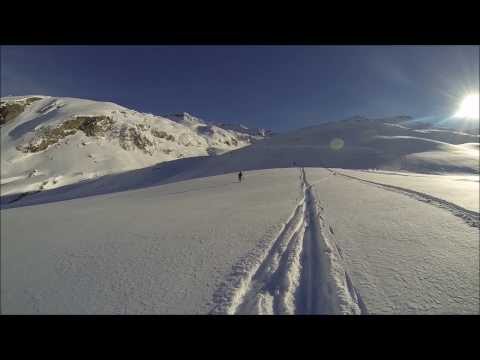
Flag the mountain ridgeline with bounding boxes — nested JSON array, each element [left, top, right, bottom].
[[0, 96, 272, 196], [1, 95, 478, 199]]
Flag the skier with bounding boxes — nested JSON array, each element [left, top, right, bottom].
[[238, 171, 243, 182]]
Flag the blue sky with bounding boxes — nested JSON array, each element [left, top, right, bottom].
[[1, 46, 478, 132]]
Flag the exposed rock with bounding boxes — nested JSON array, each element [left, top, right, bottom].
[[0, 97, 43, 124], [0, 102, 26, 125], [151, 129, 175, 141], [18, 115, 114, 153], [151, 129, 168, 138], [26, 97, 42, 104], [27, 169, 40, 178], [66, 115, 114, 137], [129, 127, 153, 154], [136, 123, 149, 131]]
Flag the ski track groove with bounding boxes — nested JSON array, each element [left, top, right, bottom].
[[331, 170, 479, 228], [210, 168, 366, 315]]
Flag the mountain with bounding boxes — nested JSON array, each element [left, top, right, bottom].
[[158, 114, 479, 185], [2, 98, 479, 315], [0, 96, 271, 196], [1, 95, 478, 200], [208, 121, 274, 138], [163, 112, 272, 145]]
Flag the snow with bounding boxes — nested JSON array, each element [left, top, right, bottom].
[[1, 96, 268, 196], [2, 167, 478, 314], [1, 96, 479, 314], [218, 169, 365, 315], [1, 169, 301, 314], [2, 96, 477, 199], [306, 168, 479, 314], [335, 169, 479, 213], [147, 116, 479, 183]]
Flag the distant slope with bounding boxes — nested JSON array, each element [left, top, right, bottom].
[[163, 116, 479, 183], [164, 112, 272, 137], [1, 98, 478, 201], [0, 96, 270, 195], [163, 112, 271, 150], [3, 114, 478, 210]]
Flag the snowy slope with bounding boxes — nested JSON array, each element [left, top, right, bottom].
[[1, 96, 268, 196], [2, 99, 479, 314], [306, 168, 479, 314], [2, 168, 478, 314], [142, 116, 479, 188], [2, 97, 477, 201], [1, 169, 302, 314], [333, 169, 479, 212], [2, 112, 478, 208]]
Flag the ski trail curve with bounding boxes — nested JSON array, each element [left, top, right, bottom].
[[331, 170, 479, 228], [210, 168, 366, 315]]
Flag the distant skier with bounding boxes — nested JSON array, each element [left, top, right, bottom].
[[293, 161, 296, 167], [238, 171, 243, 182]]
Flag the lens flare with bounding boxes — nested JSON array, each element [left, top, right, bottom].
[[454, 93, 479, 120], [330, 138, 344, 151]]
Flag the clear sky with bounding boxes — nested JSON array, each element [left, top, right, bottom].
[[1, 46, 478, 132]]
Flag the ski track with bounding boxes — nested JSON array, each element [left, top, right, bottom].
[[331, 169, 479, 228], [210, 168, 366, 315]]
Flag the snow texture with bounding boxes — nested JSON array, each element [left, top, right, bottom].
[[1, 96, 478, 314]]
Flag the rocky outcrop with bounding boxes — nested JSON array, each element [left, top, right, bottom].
[[17, 115, 114, 153], [151, 129, 175, 141], [0, 97, 42, 126]]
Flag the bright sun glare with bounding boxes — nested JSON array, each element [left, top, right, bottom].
[[454, 93, 479, 120]]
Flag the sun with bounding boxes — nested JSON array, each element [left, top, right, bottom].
[[454, 93, 479, 120]]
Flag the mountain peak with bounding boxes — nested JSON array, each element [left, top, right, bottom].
[[163, 112, 207, 128]]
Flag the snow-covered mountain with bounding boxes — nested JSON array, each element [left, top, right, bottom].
[[209, 121, 274, 138], [3, 108, 478, 209], [154, 114, 479, 186], [2, 98, 479, 315], [163, 112, 271, 145], [1, 95, 479, 200], [163, 112, 272, 136], [0, 96, 271, 196]]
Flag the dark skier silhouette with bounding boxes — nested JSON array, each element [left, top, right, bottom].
[[238, 171, 243, 182]]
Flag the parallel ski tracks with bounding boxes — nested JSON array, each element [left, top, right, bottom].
[[211, 168, 366, 315]]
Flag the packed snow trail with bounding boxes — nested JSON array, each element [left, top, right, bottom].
[[2, 169, 303, 314], [331, 170, 479, 228], [3, 167, 477, 314], [211, 168, 366, 315], [306, 168, 479, 314]]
